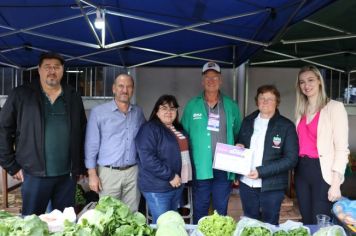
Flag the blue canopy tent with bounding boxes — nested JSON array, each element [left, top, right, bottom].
[[0, 0, 336, 70]]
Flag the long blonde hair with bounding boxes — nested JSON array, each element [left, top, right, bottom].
[[295, 65, 329, 119]]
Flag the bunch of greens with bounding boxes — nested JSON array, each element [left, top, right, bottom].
[[0, 214, 50, 236], [197, 211, 236, 236], [272, 227, 311, 236], [313, 226, 345, 236], [155, 211, 187, 236], [156, 211, 185, 228], [50, 220, 96, 236], [273, 230, 289, 236], [240, 226, 272, 236], [0, 210, 13, 219], [288, 227, 310, 236], [73, 196, 154, 236]]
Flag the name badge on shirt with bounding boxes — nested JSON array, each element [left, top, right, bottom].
[[207, 113, 220, 132]]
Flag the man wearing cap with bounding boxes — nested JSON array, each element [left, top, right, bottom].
[[85, 73, 145, 212], [181, 61, 241, 223], [0, 52, 87, 215]]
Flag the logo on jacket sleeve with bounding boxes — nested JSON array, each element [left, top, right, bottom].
[[193, 113, 202, 120], [272, 135, 281, 149]]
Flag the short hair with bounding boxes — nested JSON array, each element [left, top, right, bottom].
[[39, 52, 64, 66], [254, 84, 281, 106], [114, 73, 134, 87]]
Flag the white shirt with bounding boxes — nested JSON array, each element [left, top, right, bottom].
[[241, 113, 269, 188]]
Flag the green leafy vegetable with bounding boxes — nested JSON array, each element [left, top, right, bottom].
[[197, 211, 236, 236], [52, 196, 154, 236], [288, 227, 310, 236], [89, 196, 154, 236], [0, 210, 13, 219], [0, 214, 50, 236], [156, 211, 187, 236], [273, 230, 289, 236], [156, 224, 188, 236], [240, 226, 272, 236], [156, 211, 185, 228], [313, 226, 344, 236]]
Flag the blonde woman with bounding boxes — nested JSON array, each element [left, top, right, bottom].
[[294, 65, 350, 224]]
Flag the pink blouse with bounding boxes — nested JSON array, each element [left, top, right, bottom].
[[297, 112, 320, 158]]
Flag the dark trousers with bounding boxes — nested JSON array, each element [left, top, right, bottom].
[[193, 169, 232, 224], [21, 173, 76, 216], [239, 181, 285, 225], [295, 157, 333, 224]]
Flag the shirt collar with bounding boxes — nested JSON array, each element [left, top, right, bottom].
[[110, 99, 133, 113], [41, 86, 64, 102]]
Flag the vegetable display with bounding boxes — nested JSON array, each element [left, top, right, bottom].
[[0, 214, 50, 236], [0, 210, 13, 219], [75, 196, 155, 236], [155, 210, 188, 236], [1, 199, 352, 236], [273, 230, 289, 236], [240, 226, 272, 236], [197, 211, 236, 236], [288, 227, 310, 236], [273, 228, 311, 236], [0, 196, 154, 236], [313, 225, 346, 236], [235, 217, 272, 236], [156, 211, 185, 228]]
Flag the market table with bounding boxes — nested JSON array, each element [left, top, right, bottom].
[[306, 225, 318, 234], [152, 224, 321, 235]]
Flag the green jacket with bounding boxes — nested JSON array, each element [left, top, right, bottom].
[[181, 92, 241, 180]]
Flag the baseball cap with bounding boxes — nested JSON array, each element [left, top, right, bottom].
[[202, 61, 221, 74]]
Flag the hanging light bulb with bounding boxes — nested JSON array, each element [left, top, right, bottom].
[[94, 8, 105, 29]]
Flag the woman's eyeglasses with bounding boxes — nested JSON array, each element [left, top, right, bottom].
[[159, 105, 178, 112]]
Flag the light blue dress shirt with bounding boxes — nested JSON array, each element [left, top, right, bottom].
[[85, 100, 145, 169]]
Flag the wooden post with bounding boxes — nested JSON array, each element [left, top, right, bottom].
[[2, 168, 8, 208]]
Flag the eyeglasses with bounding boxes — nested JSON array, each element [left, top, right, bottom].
[[258, 97, 276, 103], [159, 106, 178, 112], [42, 65, 62, 72]]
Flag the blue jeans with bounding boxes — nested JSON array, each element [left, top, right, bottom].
[[193, 169, 232, 224], [239, 181, 285, 225], [142, 186, 184, 223], [21, 173, 76, 216]]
